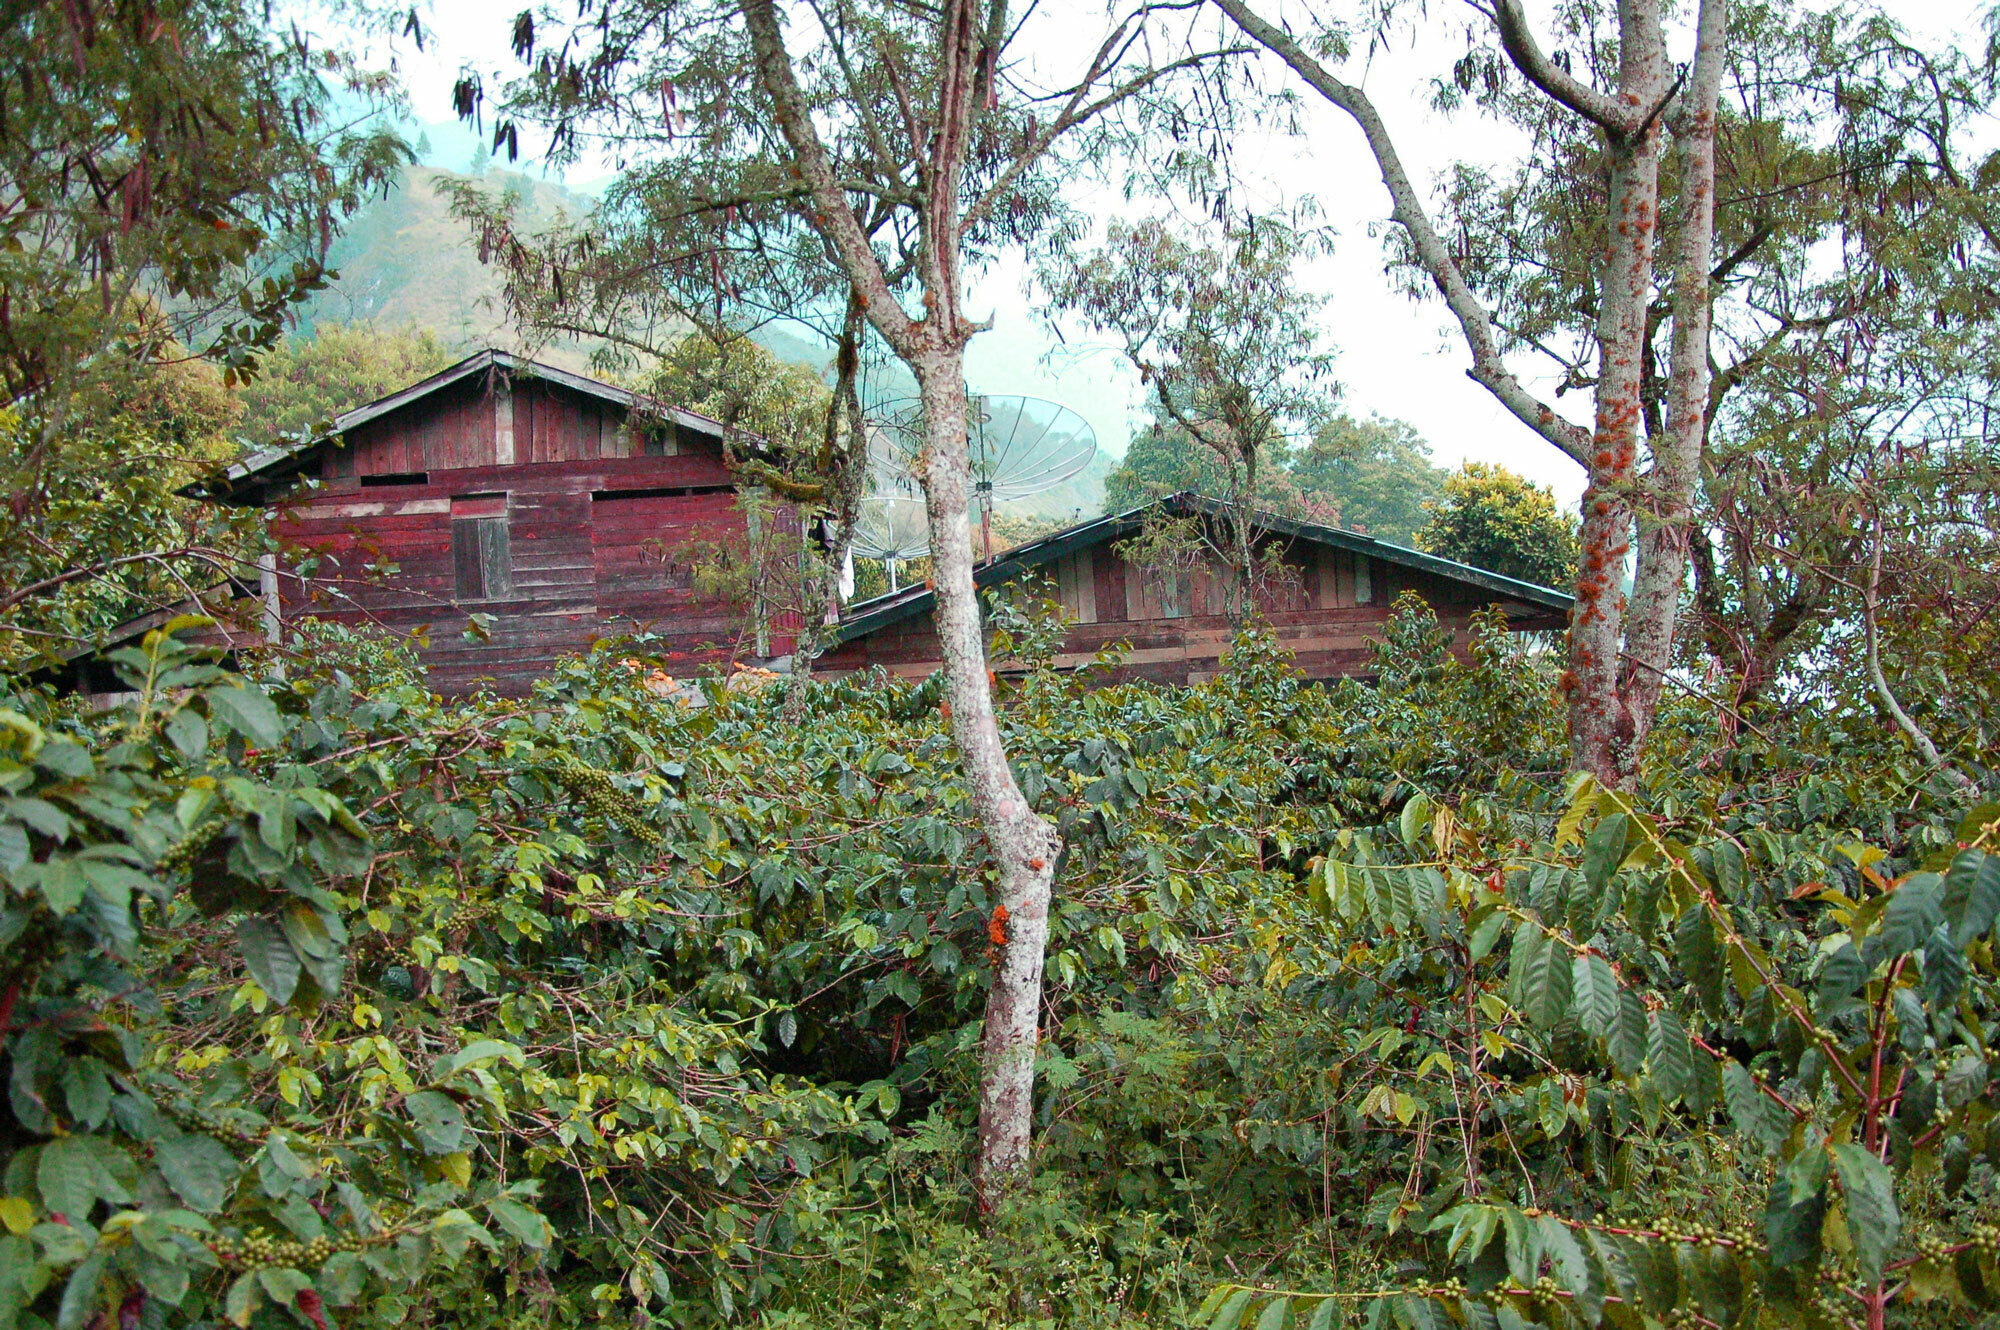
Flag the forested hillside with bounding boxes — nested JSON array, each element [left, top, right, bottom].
[[3, 2, 1999, 1330], [294, 165, 593, 355]]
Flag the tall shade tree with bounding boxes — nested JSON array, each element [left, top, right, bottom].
[[1042, 216, 1335, 622], [1286, 414, 1443, 543], [1104, 414, 1302, 513], [1411, 2, 2000, 769], [1211, 0, 1728, 787], [0, 0, 409, 439], [476, 0, 1240, 1205]]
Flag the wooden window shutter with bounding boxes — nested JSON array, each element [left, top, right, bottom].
[[451, 494, 512, 601]]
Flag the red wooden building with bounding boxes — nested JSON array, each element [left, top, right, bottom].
[[68, 357, 1566, 701], [818, 493, 1571, 685], [202, 349, 781, 695]]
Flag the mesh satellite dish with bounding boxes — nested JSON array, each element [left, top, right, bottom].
[[848, 494, 930, 594], [870, 395, 1096, 557]]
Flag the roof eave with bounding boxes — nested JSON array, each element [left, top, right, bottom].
[[827, 490, 1574, 645], [197, 348, 739, 503]]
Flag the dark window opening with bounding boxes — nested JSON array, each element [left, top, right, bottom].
[[591, 484, 734, 502], [642, 424, 680, 457], [361, 471, 429, 487]]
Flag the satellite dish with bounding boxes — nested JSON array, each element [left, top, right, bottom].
[[869, 395, 1096, 557], [848, 495, 930, 594], [864, 422, 925, 502]]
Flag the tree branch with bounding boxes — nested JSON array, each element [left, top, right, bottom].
[[1864, 502, 1975, 791], [1488, 0, 1631, 132], [741, 0, 920, 352], [1211, 0, 1593, 466], [0, 548, 240, 617]]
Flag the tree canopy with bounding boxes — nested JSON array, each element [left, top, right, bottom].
[[236, 326, 458, 444], [1416, 463, 1580, 590]]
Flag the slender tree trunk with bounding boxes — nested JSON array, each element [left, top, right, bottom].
[[741, 0, 1062, 1208], [911, 348, 1061, 1204], [1228, 446, 1256, 625], [1864, 507, 1974, 792], [1615, 0, 1728, 779], [1566, 0, 1668, 786]]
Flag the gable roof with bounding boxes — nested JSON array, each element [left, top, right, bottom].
[[828, 491, 1573, 645], [199, 348, 732, 503]]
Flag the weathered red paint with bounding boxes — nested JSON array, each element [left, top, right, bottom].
[[820, 521, 1567, 686], [239, 356, 786, 696]]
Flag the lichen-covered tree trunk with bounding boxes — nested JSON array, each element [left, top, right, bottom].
[[1566, 6, 1667, 787], [911, 345, 1061, 1200], [1614, 0, 1729, 776], [742, 0, 1062, 1207], [1215, 0, 1730, 790]]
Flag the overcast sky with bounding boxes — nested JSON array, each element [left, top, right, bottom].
[[382, 0, 1992, 505]]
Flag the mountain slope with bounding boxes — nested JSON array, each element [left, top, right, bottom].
[[298, 165, 1107, 514]]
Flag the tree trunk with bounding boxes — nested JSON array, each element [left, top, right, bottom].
[[1613, 0, 1729, 780], [1215, 0, 1729, 790], [910, 346, 1061, 1205], [1864, 506, 1974, 792], [1565, 0, 1668, 787], [1227, 445, 1257, 626]]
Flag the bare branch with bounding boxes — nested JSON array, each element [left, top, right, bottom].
[[1210, 0, 1593, 465], [1487, 0, 1631, 132], [741, 0, 920, 351], [1865, 502, 1975, 791], [964, 43, 1242, 240]]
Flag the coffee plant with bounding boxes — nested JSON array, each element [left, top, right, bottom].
[[2, 593, 1992, 1330], [1198, 777, 2000, 1330]]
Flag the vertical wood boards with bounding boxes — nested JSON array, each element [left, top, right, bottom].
[[819, 526, 1561, 687], [272, 373, 767, 696], [1053, 549, 1097, 623]]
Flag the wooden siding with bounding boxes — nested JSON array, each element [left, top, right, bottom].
[[269, 374, 781, 695], [1053, 549, 1097, 623], [591, 488, 743, 642], [820, 533, 1555, 687]]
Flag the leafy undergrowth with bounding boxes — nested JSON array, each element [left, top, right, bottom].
[[2, 598, 1995, 1330]]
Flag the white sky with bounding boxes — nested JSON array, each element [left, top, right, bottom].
[[377, 0, 1992, 506]]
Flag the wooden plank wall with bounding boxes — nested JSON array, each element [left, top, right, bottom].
[[592, 489, 744, 645], [819, 533, 1551, 686], [271, 376, 778, 695]]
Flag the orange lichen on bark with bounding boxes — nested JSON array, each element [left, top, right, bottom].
[[988, 904, 1010, 946]]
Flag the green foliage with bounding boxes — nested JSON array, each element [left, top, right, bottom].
[[1285, 415, 1445, 544], [5, 571, 1994, 1330], [0, 0, 407, 406], [236, 325, 458, 444], [0, 0, 408, 675], [0, 359, 260, 667], [0, 625, 547, 1330], [1204, 766, 2000, 1328], [1106, 412, 1449, 548], [983, 575, 1072, 673], [644, 335, 834, 461], [1104, 417, 1281, 513], [1416, 463, 1580, 589], [303, 166, 593, 351]]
